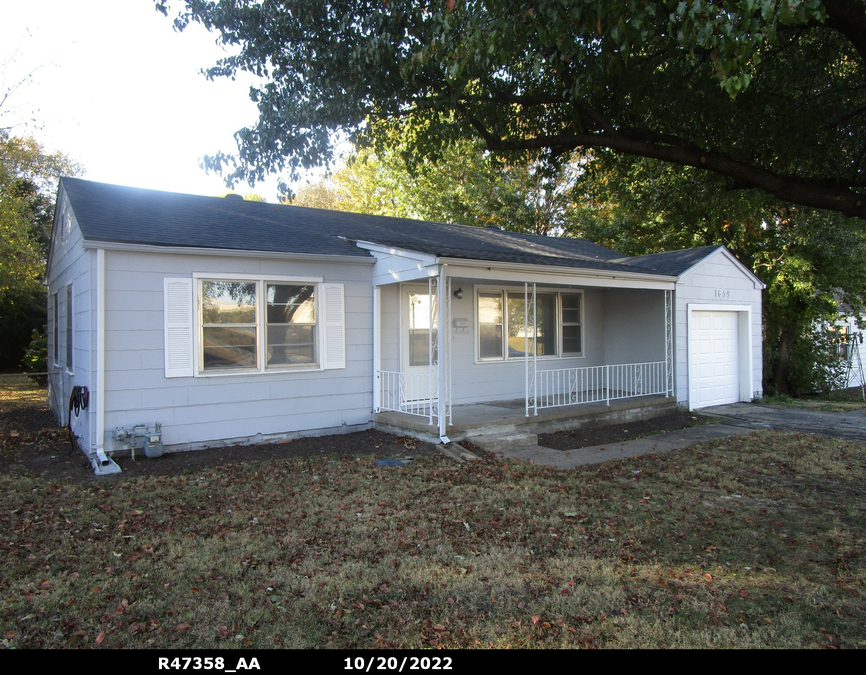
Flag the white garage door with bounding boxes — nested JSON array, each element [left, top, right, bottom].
[[690, 311, 739, 408]]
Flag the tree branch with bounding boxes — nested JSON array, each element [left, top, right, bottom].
[[475, 127, 866, 218]]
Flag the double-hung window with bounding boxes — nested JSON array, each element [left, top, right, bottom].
[[477, 289, 583, 360], [265, 283, 317, 368], [200, 281, 259, 370], [163, 276, 345, 378]]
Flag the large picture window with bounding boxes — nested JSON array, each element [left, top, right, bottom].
[[477, 289, 582, 361], [198, 279, 319, 373]]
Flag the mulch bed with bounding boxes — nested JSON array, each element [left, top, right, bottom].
[[1, 411, 710, 481], [537, 409, 710, 450], [0, 429, 439, 482]]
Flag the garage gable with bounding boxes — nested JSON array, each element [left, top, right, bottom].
[[674, 248, 764, 410]]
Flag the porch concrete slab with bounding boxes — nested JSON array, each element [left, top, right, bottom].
[[375, 394, 678, 443], [480, 422, 758, 470]]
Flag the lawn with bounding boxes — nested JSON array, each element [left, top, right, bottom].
[[1, 430, 864, 649], [758, 389, 866, 412]]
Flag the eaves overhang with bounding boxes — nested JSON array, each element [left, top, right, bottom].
[[80, 240, 376, 264], [436, 256, 679, 286]]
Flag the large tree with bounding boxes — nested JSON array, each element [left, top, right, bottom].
[[158, 0, 866, 219], [293, 136, 580, 235], [572, 153, 866, 395], [0, 132, 82, 370]]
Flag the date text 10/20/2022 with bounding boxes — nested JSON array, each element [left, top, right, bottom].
[[344, 657, 453, 671]]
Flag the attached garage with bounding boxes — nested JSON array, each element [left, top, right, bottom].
[[672, 248, 764, 411]]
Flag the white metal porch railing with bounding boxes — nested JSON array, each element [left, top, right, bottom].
[[377, 370, 438, 421], [533, 361, 668, 412]]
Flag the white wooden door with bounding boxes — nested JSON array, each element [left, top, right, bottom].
[[401, 286, 438, 403]]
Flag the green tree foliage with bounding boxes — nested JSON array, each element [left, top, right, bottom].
[[573, 153, 866, 395], [158, 0, 866, 219], [0, 132, 82, 371], [292, 135, 580, 235]]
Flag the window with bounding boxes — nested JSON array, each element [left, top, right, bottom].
[[163, 275, 345, 378], [266, 283, 317, 367], [561, 293, 582, 355], [65, 285, 73, 372], [478, 291, 503, 359], [201, 281, 258, 370], [477, 289, 583, 360], [52, 293, 59, 365], [406, 290, 437, 366], [199, 279, 319, 372]]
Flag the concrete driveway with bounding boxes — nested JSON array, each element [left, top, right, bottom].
[[700, 402, 866, 443], [469, 401, 866, 469]]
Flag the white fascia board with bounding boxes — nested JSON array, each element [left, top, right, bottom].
[[374, 265, 440, 285], [438, 259, 677, 290], [678, 247, 765, 290], [353, 240, 439, 265], [356, 241, 441, 285], [81, 240, 375, 265]]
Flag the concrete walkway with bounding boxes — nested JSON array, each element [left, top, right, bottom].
[[472, 401, 866, 469]]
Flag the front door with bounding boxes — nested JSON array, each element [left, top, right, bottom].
[[401, 286, 438, 404]]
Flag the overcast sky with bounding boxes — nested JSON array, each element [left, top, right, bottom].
[[1, 1, 304, 201]]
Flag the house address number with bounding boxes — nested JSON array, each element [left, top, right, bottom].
[[714, 289, 732, 299]]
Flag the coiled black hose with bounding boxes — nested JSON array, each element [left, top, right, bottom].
[[67, 386, 89, 453]]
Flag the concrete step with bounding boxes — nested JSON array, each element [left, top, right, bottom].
[[467, 432, 539, 453]]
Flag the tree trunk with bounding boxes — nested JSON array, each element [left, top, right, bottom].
[[772, 328, 797, 396]]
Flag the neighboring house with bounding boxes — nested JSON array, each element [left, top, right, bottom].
[[46, 178, 765, 473], [830, 315, 866, 390]]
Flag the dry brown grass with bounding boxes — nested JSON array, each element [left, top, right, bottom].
[[1, 430, 864, 649]]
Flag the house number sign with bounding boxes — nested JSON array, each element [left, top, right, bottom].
[[714, 289, 732, 299]]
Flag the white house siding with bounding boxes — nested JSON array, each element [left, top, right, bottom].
[[379, 284, 401, 373], [101, 250, 374, 451], [674, 251, 763, 407], [601, 289, 666, 365], [45, 191, 94, 445]]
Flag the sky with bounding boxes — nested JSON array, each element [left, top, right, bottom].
[[1, 1, 308, 202]]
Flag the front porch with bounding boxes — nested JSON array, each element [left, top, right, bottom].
[[368, 245, 679, 443], [374, 393, 677, 443]]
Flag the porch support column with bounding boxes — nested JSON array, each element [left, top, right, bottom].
[[665, 289, 674, 397], [437, 266, 451, 442], [525, 282, 537, 417], [373, 285, 381, 413], [428, 275, 437, 426]]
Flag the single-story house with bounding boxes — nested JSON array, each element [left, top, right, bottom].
[[46, 178, 765, 473]]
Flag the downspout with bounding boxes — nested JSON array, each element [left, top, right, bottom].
[[90, 248, 119, 475]]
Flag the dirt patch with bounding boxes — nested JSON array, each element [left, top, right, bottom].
[[538, 410, 714, 450], [0, 429, 439, 482]]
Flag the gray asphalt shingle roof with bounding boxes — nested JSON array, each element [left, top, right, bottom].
[[59, 177, 718, 277]]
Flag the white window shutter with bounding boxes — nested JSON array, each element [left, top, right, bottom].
[[321, 283, 346, 370], [164, 278, 194, 378]]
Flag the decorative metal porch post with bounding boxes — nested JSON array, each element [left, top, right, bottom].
[[524, 282, 537, 417], [438, 273, 451, 440], [665, 289, 674, 397], [428, 275, 437, 426]]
